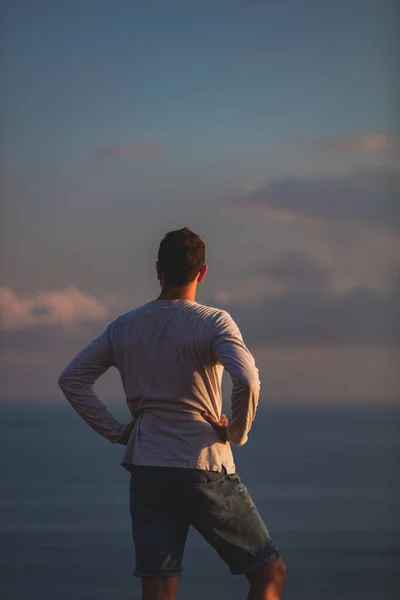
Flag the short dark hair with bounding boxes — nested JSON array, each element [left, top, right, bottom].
[[157, 227, 206, 286]]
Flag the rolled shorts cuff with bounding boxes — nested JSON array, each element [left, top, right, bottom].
[[230, 549, 281, 575], [133, 566, 183, 578]]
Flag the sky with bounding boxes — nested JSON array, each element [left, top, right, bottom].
[[1, 0, 399, 402]]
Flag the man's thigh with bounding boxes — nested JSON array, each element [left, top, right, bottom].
[[178, 468, 280, 575], [129, 466, 190, 578]]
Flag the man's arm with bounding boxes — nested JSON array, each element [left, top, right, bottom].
[[211, 311, 260, 446], [58, 326, 128, 444]]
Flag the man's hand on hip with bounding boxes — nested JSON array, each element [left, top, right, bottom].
[[202, 412, 229, 442]]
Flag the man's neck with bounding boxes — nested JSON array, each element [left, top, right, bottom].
[[157, 285, 196, 302]]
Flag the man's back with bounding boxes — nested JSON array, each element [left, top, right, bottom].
[[114, 298, 233, 471], [113, 299, 225, 414], [60, 298, 260, 473]]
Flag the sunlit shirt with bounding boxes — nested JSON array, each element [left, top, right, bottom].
[[58, 299, 260, 474]]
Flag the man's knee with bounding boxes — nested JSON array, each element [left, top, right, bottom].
[[246, 556, 287, 587]]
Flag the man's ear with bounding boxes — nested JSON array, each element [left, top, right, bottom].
[[197, 264, 208, 283], [156, 261, 162, 281]]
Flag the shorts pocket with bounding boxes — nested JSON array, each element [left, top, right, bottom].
[[226, 473, 257, 513], [180, 467, 227, 487], [188, 476, 234, 524]]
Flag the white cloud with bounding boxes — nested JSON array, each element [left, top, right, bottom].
[[0, 286, 110, 331]]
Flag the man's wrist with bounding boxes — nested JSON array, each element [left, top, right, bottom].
[[221, 426, 229, 442]]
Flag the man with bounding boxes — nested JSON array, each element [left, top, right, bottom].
[[58, 227, 286, 600]]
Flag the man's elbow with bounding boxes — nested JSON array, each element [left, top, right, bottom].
[[58, 371, 70, 392], [227, 427, 249, 446], [230, 434, 248, 446]]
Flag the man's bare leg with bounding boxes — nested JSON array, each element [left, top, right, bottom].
[[141, 575, 180, 600], [246, 557, 287, 600]]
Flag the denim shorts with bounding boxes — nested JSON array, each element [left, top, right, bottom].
[[128, 465, 280, 577]]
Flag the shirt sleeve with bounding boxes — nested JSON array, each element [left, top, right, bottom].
[[211, 311, 260, 446], [58, 324, 126, 443]]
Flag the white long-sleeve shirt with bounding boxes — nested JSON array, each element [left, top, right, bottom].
[[58, 299, 260, 474]]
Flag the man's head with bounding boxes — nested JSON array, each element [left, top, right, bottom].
[[157, 227, 207, 288]]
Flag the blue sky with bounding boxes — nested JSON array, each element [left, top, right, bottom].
[[1, 0, 399, 401], [2, 1, 395, 158]]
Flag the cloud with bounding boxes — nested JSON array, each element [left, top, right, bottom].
[[92, 143, 164, 159], [2, 275, 397, 349], [258, 252, 331, 293], [215, 285, 399, 346], [231, 168, 400, 229], [1, 279, 398, 400], [316, 132, 399, 154], [0, 286, 109, 331]]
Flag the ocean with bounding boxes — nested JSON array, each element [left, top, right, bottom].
[[1, 399, 399, 599]]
